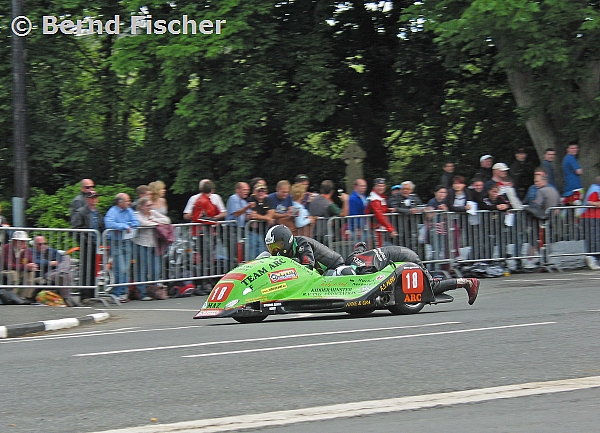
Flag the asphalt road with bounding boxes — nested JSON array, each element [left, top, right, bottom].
[[1, 270, 599, 433]]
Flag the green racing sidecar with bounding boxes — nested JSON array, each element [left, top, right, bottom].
[[194, 255, 454, 323]]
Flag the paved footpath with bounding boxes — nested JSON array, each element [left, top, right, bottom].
[[0, 305, 110, 338]]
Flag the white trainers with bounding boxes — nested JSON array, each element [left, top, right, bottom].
[[585, 256, 600, 270]]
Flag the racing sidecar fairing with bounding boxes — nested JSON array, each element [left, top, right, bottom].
[[193, 256, 451, 323]]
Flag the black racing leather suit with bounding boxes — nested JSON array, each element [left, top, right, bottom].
[[345, 245, 458, 295], [292, 236, 344, 273]]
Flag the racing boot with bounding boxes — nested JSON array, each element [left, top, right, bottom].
[[457, 278, 479, 305]]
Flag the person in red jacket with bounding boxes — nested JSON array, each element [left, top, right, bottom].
[[365, 178, 398, 241], [191, 180, 225, 236]]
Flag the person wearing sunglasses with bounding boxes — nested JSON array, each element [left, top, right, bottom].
[[70, 178, 95, 219]]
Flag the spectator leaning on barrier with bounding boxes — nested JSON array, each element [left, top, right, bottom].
[[526, 173, 561, 219], [501, 176, 524, 210], [1, 230, 37, 304], [191, 181, 224, 224], [71, 190, 104, 304], [294, 174, 315, 210], [388, 181, 424, 215], [104, 193, 140, 302], [467, 177, 487, 209], [541, 148, 558, 190], [581, 176, 600, 270], [365, 178, 398, 239], [447, 176, 473, 213], [426, 185, 449, 212], [267, 180, 296, 233], [247, 181, 275, 258], [183, 179, 226, 221], [70, 178, 95, 218], [226, 182, 254, 228], [347, 178, 368, 240], [524, 167, 549, 205], [482, 184, 511, 212], [133, 197, 171, 300], [290, 183, 315, 237], [309, 180, 349, 242]]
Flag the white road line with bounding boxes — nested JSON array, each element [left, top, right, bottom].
[[0, 328, 140, 343], [182, 322, 555, 358], [73, 322, 460, 357], [0, 325, 204, 344], [505, 278, 592, 282], [86, 375, 600, 433], [96, 308, 201, 312]]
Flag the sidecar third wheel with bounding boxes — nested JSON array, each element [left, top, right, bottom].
[[233, 315, 268, 324], [388, 282, 425, 315]]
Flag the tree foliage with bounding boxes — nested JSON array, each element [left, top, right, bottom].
[[5, 0, 582, 223], [26, 184, 134, 228], [406, 0, 600, 188]]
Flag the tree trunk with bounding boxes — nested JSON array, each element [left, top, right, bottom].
[[506, 68, 600, 192], [506, 69, 561, 181], [576, 60, 600, 188]]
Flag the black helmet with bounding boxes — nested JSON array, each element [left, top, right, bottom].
[[265, 225, 294, 257]]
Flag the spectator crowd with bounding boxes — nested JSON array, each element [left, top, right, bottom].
[[1, 144, 600, 307]]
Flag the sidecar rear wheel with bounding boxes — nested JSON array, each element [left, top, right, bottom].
[[388, 302, 424, 315], [233, 315, 268, 324]]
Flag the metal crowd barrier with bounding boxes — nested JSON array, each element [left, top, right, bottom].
[[101, 221, 240, 302], [3, 206, 596, 305], [243, 219, 270, 260], [545, 205, 598, 270], [0, 227, 102, 302], [325, 209, 573, 273]]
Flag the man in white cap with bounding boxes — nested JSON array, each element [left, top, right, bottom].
[[1, 230, 38, 303], [484, 162, 509, 192], [475, 155, 493, 183]]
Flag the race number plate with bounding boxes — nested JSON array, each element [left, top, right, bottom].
[[401, 269, 424, 294], [208, 282, 234, 303]]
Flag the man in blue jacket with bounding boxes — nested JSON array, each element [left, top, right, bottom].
[[104, 193, 139, 302]]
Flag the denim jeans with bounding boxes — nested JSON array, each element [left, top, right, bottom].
[[134, 244, 161, 297], [248, 231, 267, 259], [110, 240, 132, 297]]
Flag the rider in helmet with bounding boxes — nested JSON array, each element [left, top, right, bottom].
[[265, 224, 344, 273], [346, 242, 480, 305]]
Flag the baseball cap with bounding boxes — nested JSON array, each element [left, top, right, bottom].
[[11, 230, 31, 241], [254, 182, 267, 191], [391, 184, 402, 190], [492, 163, 509, 171], [294, 174, 309, 183], [480, 155, 493, 162], [85, 191, 99, 198], [373, 178, 386, 185]]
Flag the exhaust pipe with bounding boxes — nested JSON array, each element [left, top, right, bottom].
[[374, 294, 390, 307]]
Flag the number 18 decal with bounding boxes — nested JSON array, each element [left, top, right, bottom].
[[208, 282, 234, 302], [402, 269, 424, 294]]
